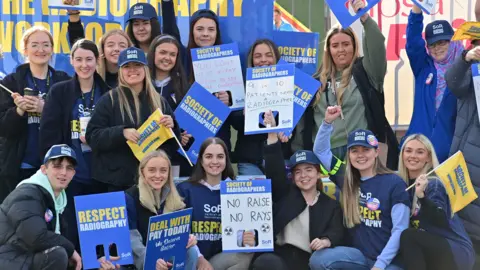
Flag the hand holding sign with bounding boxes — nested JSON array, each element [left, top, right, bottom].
[[157, 115, 174, 129], [466, 47, 480, 62], [325, 106, 342, 124], [414, 174, 428, 199], [12, 93, 29, 114], [186, 234, 197, 248], [351, 0, 368, 21], [215, 91, 231, 106], [123, 128, 140, 144], [156, 259, 173, 270]]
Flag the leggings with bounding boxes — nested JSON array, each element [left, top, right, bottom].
[[400, 228, 457, 270]]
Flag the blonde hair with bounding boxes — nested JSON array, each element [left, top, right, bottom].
[[112, 65, 163, 125], [138, 150, 185, 214], [342, 150, 393, 228], [97, 30, 133, 81], [313, 25, 360, 107], [21, 26, 54, 58], [398, 134, 440, 216]]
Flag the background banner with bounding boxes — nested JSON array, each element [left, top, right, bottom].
[[0, 0, 273, 76]]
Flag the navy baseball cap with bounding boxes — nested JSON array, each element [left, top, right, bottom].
[[347, 129, 379, 150], [44, 144, 77, 165], [289, 150, 321, 169], [118, 47, 147, 67], [425, 20, 454, 46], [190, 9, 219, 25], [126, 3, 157, 23]]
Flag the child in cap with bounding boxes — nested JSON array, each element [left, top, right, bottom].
[[248, 110, 344, 270], [311, 106, 410, 270], [0, 144, 82, 270]]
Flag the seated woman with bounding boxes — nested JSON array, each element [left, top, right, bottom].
[[249, 111, 344, 270], [125, 150, 199, 270], [398, 134, 475, 270], [311, 105, 410, 270]]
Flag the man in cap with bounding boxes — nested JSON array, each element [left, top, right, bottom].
[[0, 144, 82, 270]]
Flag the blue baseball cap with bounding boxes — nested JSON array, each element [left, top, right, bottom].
[[289, 150, 321, 169], [118, 47, 147, 67], [126, 3, 157, 23], [425, 20, 454, 46], [347, 129, 379, 150], [44, 144, 77, 165]]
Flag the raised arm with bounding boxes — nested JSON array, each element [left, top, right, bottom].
[[405, 5, 430, 77], [161, 0, 181, 43], [67, 11, 85, 47]]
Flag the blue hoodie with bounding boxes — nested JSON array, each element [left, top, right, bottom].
[[403, 11, 458, 163]]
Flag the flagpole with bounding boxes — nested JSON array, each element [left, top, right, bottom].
[[170, 127, 194, 167], [405, 151, 460, 191], [0, 83, 14, 95]]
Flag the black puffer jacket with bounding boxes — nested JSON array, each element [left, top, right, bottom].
[[0, 184, 74, 269]]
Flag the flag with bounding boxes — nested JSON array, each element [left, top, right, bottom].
[[127, 109, 175, 161], [434, 151, 478, 213]]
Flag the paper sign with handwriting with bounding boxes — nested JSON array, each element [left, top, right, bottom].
[[48, 0, 95, 10], [245, 64, 295, 135], [220, 180, 273, 253], [191, 43, 245, 110]]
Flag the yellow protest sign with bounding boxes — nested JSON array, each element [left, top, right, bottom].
[[127, 109, 174, 161], [452, 22, 480, 41], [434, 151, 478, 213]]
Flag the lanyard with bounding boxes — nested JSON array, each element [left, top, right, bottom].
[[81, 84, 96, 116], [30, 70, 50, 93]]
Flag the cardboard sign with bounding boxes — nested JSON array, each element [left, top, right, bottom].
[[411, 0, 437, 15], [144, 209, 193, 270], [277, 60, 320, 137], [191, 43, 245, 110], [48, 0, 95, 11], [452, 22, 480, 41], [174, 83, 231, 164], [127, 109, 175, 161], [245, 64, 295, 135], [220, 180, 273, 253], [75, 192, 133, 269], [273, 31, 320, 75], [325, 0, 381, 28]]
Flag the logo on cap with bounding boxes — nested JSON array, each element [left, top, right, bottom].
[[61, 146, 72, 156], [433, 24, 444, 35], [133, 5, 144, 15], [296, 152, 307, 162], [127, 49, 138, 59], [354, 131, 366, 142], [367, 135, 378, 147]]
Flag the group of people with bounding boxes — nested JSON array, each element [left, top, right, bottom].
[[0, 0, 480, 269]]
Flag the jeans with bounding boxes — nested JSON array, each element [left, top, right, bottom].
[[237, 163, 264, 176], [309, 246, 403, 270], [185, 246, 199, 270]]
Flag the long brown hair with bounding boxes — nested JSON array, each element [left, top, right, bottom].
[[313, 25, 360, 107], [342, 150, 393, 228], [138, 150, 185, 214], [112, 65, 162, 125], [189, 137, 235, 184], [246, 39, 281, 68]]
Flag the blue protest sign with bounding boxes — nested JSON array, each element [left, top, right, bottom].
[[174, 82, 231, 164], [0, 1, 273, 76], [273, 31, 320, 76], [220, 180, 274, 253], [325, 0, 381, 28], [191, 43, 245, 110], [75, 192, 133, 269], [277, 60, 320, 136], [411, 0, 436, 15], [245, 64, 295, 135], [145, 208, 193, 270]]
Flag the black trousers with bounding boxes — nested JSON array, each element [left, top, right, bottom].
[[32, 246, 69, 270], [400, 228, 457, 270], [250, 244, 311, 270]]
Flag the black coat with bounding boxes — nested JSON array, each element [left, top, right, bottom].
[[39, 73, 109, 158], [85, 87, 181, 188], [0, 184, 74, 270], [0, 64, 70, 181]]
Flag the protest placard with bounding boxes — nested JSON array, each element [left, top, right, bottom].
[[452, 22, 480, 41], [277, 60, 320, 136], [127, 109, 175, 161], [145, 208, 193, 270], [75, 192, 132, 269], [48, 0, 95, 11], [325, 0, 381, 28], [220, 180, 273, 253], [411, 0, 437, 15], [191, 43, 245, 110], [273, 31, 320, 76], [174, 83, 231, 164], [245, 64, 295, 135]]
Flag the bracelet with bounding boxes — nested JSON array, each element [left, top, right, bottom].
[[323, 119, 332, 125]]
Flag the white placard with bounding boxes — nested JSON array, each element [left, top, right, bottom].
[[220, 180, 273, 253], [412, 0, 436, 15], [244, 64, 295, 135], [472, 64, 480, 123], [48, 0, 95, 11], [191, 43, 245, 110]]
